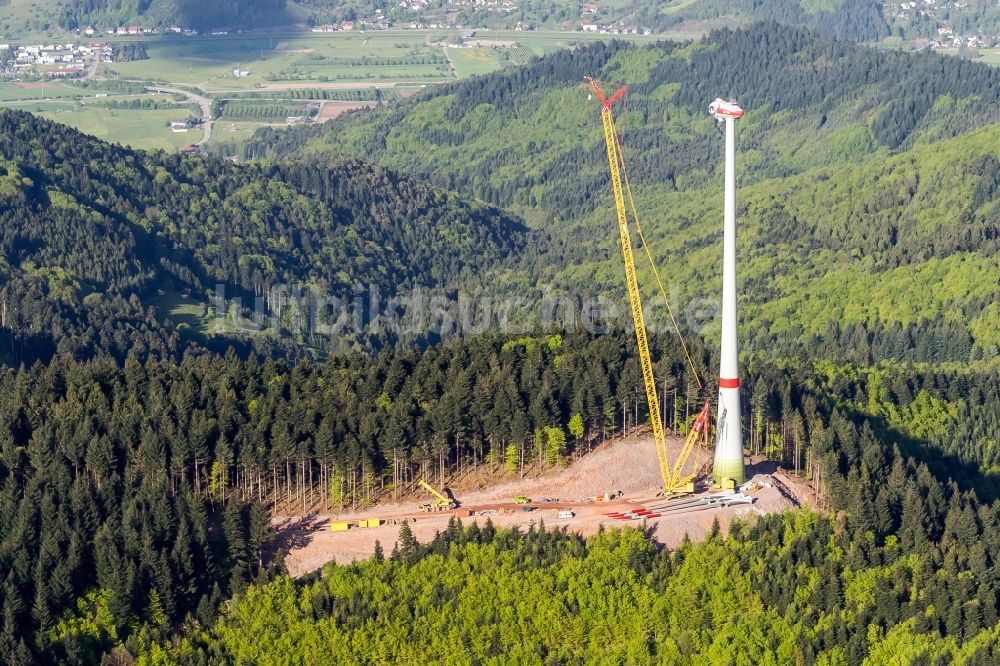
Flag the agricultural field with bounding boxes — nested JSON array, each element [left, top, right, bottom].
[[101, 30, 670, 93], [0, 29, 675, 152], [0, 81, 87, 101], [104, 32, 457, 90], [33, 106, 196, 151], [977, 49, 1000, 66], [447, 45, 502, 78], [938, 47, 1000, 67], [0, 89, 199, 150]]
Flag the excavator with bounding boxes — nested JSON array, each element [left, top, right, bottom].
[[587, 76, 713, 496], [417, 479, 458, 512]]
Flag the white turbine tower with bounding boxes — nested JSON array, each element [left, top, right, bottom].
[[708, 98, 746, 486]]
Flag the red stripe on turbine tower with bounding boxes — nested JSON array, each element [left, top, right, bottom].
[[719, 378, 740, 389]]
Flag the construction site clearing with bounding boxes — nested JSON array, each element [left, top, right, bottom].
[[263, 84, 793, 578], [276, 432, 818, 577]]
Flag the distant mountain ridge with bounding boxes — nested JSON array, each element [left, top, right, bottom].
[[56, 0, 289, 31], [10, 0, 887, 42], [2, 0, 995, 41], [0, 109, 528, 364]]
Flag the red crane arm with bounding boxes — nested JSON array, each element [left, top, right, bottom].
[[585, 76, 627, 109]]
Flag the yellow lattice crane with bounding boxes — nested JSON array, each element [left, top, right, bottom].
[[587, 76, 711, 495]]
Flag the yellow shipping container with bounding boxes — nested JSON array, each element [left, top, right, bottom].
[[359, 518, 382, 528], [330, 521, 350, 532]]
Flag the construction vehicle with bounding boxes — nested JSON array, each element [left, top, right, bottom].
[[587, 76, 712, 496], [513, 496, 531, 504], [670, 403, 712, 493], [417, 479, 458, 512]]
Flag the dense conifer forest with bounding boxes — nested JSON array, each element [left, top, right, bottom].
[[140, 512, 1000, 664], [2, 327, 998, 662], [675, 0, 891, 41], [0, 109, 527, 364], [57, 0, 288, 32], [0, 19, 998, 666]]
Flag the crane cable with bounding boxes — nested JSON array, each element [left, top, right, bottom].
[[588, 78, 710, 492], [612, 116, 704, 392], [616, 119, 710, 478]]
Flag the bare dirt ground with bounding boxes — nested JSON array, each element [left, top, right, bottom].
[[277, 433, 815, 577], [316, 101, 377, 122]]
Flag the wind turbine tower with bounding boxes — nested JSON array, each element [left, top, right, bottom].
[[708, 98, 746, 486]]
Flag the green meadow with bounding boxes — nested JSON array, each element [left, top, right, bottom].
[[35, 105, 196, 151]]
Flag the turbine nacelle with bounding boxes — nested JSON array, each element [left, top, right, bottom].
[[709, 98, 744, 120]]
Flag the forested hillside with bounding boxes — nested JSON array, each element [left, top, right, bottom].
[[667, 0, 890, 41], [247, 23, 1000, 363], [3, 326, 998, 663], [117, 329, 997, 665], [141, 514, 1000, 665], [0, 353, 282, 663], [0, 109, 527, 364], [2, 17, 999, 666], [56, 0, 289, 31], [0, 329, 697, 662]]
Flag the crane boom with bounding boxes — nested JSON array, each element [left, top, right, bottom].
[[588, 76, 702, 494], [589, 77, 674, 491], [671, 402, 710, 485], [418, 479, 451, 505]]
